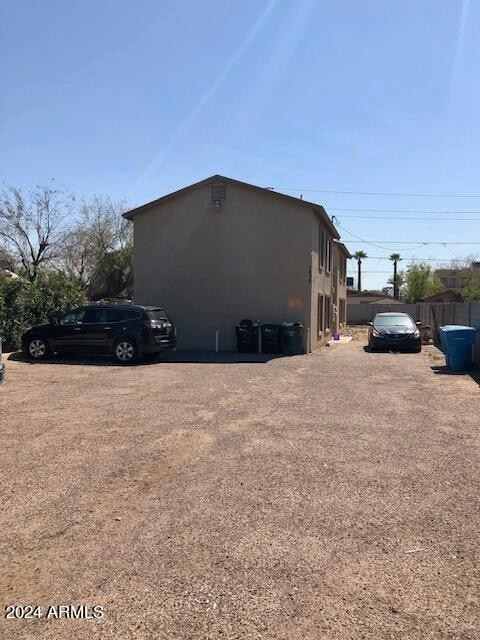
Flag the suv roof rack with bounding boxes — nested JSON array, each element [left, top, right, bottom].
[[86, 299, 134, 306]]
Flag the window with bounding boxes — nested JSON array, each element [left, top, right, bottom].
[[118, 309, 142, 321], [325, 296, 331, 330], [318, 226, 325, 270], [83, 308, 110, 324], [339, 298, 346, 324], [325, 239, 332, 273], [317, 294, 324, 335], [374, 315, 415, 328], [59, 309, 85, 325], [147, 309, 170, 322], [445, 277, 456, 288]]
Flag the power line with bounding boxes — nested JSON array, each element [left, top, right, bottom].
[[275, 187, 480, 198], [338, 215, 480, 221], [346, 241, 480, 245], [335, 224, 394, 251], [360, 256, 457, 261], [330, 207, 480, 214]]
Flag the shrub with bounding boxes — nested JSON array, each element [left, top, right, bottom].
[[0, 271, 84, 350]]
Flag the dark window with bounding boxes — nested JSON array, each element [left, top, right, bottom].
[[317, 294, 324, 335], [326, 240, 332, 273], [325, 296, 331, 330], [117, 309, 142, 321], [211, 183, 226, 201], [339, 298, 346, 323], [59, 309, 85, 325], [83, 308, 110, 324], [147, 309, 169, 322], [318, 227, 325, 270]]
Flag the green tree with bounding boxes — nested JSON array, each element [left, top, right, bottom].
[[389, 253, 402, 299], [403, 263, 443, 303], [464, 278, 480, 301], [0, 271, 84, 350], [387, 271, 405, 299], [88, 245, 133, 300], [353, 250, 367, 291], [0, 184, 73, 281]]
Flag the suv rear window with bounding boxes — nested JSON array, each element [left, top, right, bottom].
[[147, 309, 169, 322], [117, 309, 142, 321]]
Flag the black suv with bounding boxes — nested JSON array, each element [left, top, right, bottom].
[[21, 305, 176, 363]]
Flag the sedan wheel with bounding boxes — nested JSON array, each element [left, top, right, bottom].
[[114, 340, 136, 363], [28, 338, 48, 360]]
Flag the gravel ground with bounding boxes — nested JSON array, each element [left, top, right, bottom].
[[1, 336, 479, 639]]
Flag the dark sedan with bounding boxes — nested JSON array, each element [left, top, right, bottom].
[[367, 312, 422, 352]]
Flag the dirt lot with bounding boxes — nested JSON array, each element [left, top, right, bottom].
[[1, 334, 480, 639]]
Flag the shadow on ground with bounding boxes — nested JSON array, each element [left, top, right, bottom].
[[7, 350, 286, 367], [431, 364, 480, 385], [362, 346, 421, 355]]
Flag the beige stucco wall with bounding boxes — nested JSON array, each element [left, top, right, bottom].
[[132, 182, 315, 350], [309, 218, 348, 351]]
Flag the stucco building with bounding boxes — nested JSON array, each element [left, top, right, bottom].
[[124, 175, 350, 351]]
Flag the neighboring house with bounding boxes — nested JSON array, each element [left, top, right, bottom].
[[435, 262, 480, 295], [422, 289, 463, 303], [124, 175, 350, 351], [347, 291, 402, 305]]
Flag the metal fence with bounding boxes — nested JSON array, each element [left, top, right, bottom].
[[347, 301, 480, 367]]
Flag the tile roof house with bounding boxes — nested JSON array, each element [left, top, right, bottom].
[[124, 175, 350, 351]]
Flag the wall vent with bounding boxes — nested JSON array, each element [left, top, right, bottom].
[[211, 183, 227, 202]]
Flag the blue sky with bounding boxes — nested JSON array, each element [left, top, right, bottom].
[[1, 0, 480, 289]]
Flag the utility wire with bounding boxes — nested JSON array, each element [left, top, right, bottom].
[[346, 241, 480, 245], [338, 215, 480, 221], [359, 256, 458, 261], [275, 187, 480, 198], [329, 207, 480, 214]]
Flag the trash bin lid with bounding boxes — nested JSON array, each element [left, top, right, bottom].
[[439, 325, 476, 332]]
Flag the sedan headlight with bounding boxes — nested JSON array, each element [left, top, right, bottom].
[[372, 328, 381, 337], [413, 329, 420, 338]]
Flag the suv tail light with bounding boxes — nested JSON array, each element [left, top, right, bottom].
[[145, 321, 172, 331]]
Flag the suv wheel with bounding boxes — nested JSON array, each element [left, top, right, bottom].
[[28, 337, 50, 361], [113, 339, 137, 363]]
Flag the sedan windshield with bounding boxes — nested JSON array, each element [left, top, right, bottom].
[[375, 316, 414, 327]]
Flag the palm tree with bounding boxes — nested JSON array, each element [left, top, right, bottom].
[[353, 250, 367, 291], [389, 253, 402, 299]]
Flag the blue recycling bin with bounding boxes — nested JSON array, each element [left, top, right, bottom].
[[438, 325, 460, 355], [439, 325, 477, 372]]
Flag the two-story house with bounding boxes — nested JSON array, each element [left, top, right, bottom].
[[123, 175, 350, 351]]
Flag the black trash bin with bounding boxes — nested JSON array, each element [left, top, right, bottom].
[[261, 324, 281, 353], [280, 322, 304, 355], [235, 319, 259, 353]]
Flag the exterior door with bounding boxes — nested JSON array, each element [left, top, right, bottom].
[[50, 308, 87, 351], [81, 308, 116, 352]]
